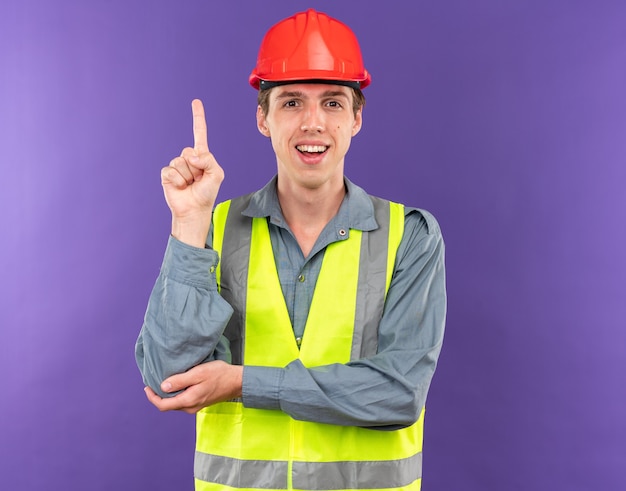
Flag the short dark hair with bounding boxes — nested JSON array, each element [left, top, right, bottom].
[[257, 87, 366, 117]]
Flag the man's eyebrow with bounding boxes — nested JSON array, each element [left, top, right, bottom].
[[321, 90, 350, 99], [274, 89, 351, 100], [275, 90, 305, 100]]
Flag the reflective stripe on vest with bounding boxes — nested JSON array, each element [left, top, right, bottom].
[[195, 450, 423, 490], [196, 194, 424, 491]]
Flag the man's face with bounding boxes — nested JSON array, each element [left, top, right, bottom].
[[256, 83, 363, 192]]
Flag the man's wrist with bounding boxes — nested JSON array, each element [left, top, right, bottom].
[[171, 217, 211, 248], [241, 366, 283, 410]]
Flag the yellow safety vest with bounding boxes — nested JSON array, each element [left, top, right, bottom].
[[195, 194, 424, 491]]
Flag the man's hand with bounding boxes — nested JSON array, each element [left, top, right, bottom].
[[144, 361, 243, 414], [161, 99, 225, 247]]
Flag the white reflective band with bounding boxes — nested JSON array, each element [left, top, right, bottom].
[[352, 196, 402, 359], [195, 451, 422, 490], [194, 452, 288, 489], [294, 453, 422, 490]]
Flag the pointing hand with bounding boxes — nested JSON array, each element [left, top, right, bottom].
[[161, 99, 225, 247], [161, 99, 224, 247]]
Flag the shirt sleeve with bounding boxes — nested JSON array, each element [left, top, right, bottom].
[[135, 236, 234, 398], [241, 209, 447, 429]]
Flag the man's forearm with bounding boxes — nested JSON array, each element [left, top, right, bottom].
[[135, 236, 234, 397]]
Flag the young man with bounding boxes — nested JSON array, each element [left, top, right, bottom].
[[136, 9, 446, 491]]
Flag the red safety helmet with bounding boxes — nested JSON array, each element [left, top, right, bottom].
[[249, 9, 371, 90]]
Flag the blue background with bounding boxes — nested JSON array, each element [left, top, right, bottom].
[[1, 1, 624, 489]]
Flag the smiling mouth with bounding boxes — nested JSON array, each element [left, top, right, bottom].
[[296, 144, 328, 154]]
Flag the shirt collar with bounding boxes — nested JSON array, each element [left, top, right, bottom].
[[243, 175, 379, 232]]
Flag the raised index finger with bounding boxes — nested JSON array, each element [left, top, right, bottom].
[[191, 99, 208, 152]]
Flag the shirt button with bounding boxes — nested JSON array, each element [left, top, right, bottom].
[[209, 266, 216, 274], [338, 229, 347, 236], [298, 274, 305, 283], [296, 337, 302, 347]]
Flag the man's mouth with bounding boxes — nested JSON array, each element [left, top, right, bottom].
[[296, 144, 328, 154]]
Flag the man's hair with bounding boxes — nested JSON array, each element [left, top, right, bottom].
[[257, 87, 366, 117]]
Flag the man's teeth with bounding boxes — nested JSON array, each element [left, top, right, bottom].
[[297, 145, 327, 153]]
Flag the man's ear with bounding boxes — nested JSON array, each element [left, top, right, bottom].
[[351, 108, 363, 137], [256, 106, 270, 137]]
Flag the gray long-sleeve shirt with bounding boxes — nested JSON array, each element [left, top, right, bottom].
[[136, 177, 446, 429]]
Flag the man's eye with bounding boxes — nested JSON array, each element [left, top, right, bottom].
[[284, 100, 298, 107], [327, 100, 342, 108]]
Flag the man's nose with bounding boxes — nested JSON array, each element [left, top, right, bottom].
[[300, 106, 324, 132]]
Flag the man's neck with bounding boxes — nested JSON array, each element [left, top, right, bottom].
[[276, 177, 346, 257]]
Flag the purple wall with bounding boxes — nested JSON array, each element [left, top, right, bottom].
[[1, 1, 624, 489]]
